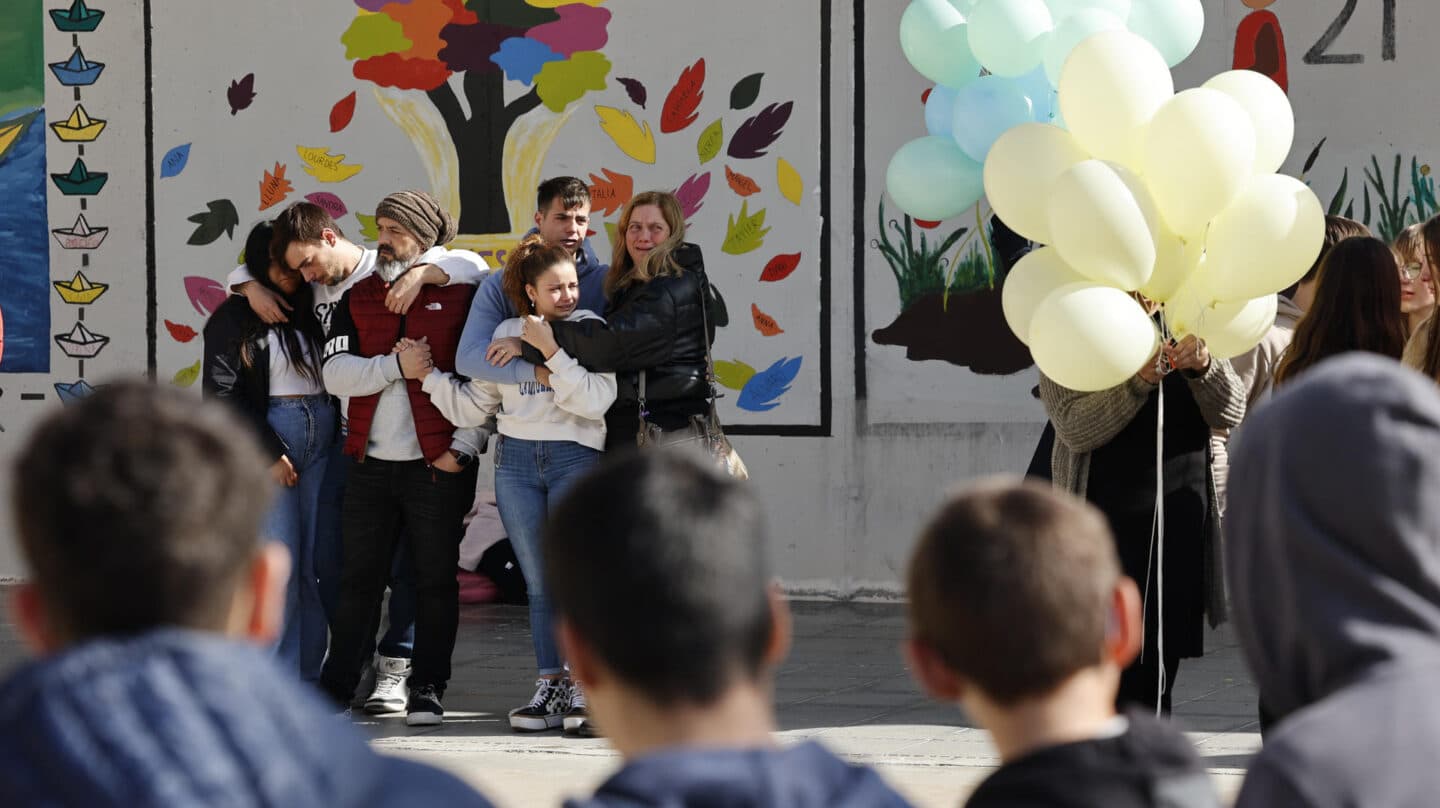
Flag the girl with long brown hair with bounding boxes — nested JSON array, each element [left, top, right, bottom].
[[1275, 236, 1407, 386]]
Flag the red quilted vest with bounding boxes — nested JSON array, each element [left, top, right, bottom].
[[342, 274, 476, 463]]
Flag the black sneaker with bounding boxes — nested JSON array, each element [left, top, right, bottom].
[[509, 678, 569, 731], [406, 684, 444, 727], [563, 679, 598, 737]]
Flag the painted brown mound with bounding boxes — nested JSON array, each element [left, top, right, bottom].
[[872, 288, 1034, 376]]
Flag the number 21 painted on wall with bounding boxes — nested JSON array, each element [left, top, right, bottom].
[[1305, 0, 1397, 64]]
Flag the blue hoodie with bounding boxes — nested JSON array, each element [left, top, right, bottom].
[[565, 742, 912, 808], [0, 630, 493, 808], [456, 234, 607, 384]]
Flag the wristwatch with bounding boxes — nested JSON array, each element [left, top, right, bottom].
[[451, 450, 475, 468]]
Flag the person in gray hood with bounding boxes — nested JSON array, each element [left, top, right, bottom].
[[1226, 352, 1440, 807]]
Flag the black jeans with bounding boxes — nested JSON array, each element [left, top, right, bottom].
[[320, 457, 476, 703]]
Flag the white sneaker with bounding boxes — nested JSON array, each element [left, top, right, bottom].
[[364, 655, 411, 715]]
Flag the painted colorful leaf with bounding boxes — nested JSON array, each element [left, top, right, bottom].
[[726, 165, 760, 197], [184, 276, 228, 317], [595, 106, 656, 164], [185, 200, 240, 246], [355, 212, 379, 242], [697, 119, 723, 165], [751, 303, 784, 336], [588, 167, 634, 217], [730, 72, 763, 110], [722, 201, 771, 255], [760, 253, 801, 282], [777, 157, 803, 205], [160, 143, 191, 179], [227, 73, 256, 115], [727, 101, 793, 160], [714, 358, 758, 391], [164, 320, 198, 343], [296, 145, 363, 183], [306, 192, 348, 219], [258, 162, 294, 211], [330, 91, 357, 133], [617, 76, 647, 108], [737, 356, 802, 412], [660, 58, 704, 134], [604, 221, 619, 248], [675, 172, 711, 220], [172, 360, 202, 388]]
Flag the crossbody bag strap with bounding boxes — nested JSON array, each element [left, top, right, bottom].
[[697, 273, 719, 408]]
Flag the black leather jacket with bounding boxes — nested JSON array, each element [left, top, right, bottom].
[[525, 243, 714, 427], [202, 296, 336, 461]]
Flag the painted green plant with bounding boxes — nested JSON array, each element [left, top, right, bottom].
[[872, 201, 995, 311], [1310, 139, 1438, 242]]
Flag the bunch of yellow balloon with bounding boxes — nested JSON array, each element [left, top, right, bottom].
[[993, 30, 1324, 391]]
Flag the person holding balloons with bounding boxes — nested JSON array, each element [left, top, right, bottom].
[[1039, 307, 1246, 714], [1273, 237, 1407, 387]]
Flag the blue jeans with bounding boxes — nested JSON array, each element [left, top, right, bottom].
[[493, 435, 602, 675], [317, 436, 416, 660], [264, 395, 337, 682]]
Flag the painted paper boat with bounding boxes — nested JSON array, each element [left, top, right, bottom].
[[49, 48, 104, 86], [51, 158, 107, 195], [54, 379, 97, 404], [53, 271, 109, 304], [50, 0, 105, 32], [49, 104, 106, 143], [0, 110, 39, 164], [55, 322, 110, 359], [52, 214, 108, 249]]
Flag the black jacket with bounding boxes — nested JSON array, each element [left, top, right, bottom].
[[525, 242, 714, 430], [202, 296, 332, 461]]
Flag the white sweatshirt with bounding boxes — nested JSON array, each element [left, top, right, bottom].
[[420, 311, 617, 452]]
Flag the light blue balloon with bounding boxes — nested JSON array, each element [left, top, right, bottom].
[[900, 0, 984, 88], [951, 75, 1035, 163], [1014, 67, 1060, 125], [1127, 0, 1204, 67], [925, 86, 960, 137], [886, 136, 985, 220]]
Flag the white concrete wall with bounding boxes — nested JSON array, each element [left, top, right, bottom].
[[1, 1, 1428, 592]]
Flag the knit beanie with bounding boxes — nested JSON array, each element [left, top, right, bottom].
[[375, 190, 458, 251]]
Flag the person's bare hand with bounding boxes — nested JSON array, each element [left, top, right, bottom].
[[1137, 348, 1165, 385], [486, 336, 524, 367], [392, 337, 419, 354], [535, 365, 553, 388], [1165, 334, 1210, 374], [520, 315, 558, 358], [270, 456, 298, 487], [432, 451, 464, 473], [385, 268, 427, 315], [397, 336, 433, 379], [242, 282, 292, 324]]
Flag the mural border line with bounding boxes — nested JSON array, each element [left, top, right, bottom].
[[144, 0, 157, 377], [851, 0, 867, 404], [726, 0, 833, 438]]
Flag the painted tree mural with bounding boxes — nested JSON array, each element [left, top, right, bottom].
[[342, 0, 612, 234]]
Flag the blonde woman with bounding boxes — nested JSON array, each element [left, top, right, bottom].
[[518, 191, 716, 453]]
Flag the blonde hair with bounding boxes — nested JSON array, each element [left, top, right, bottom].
[[1395, 222, 1426, 265], [606, 191, 687, 298]]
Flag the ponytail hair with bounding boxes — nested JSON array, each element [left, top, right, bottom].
[[502, 234, 575, 315]]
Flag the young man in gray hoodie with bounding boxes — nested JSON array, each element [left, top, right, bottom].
[[1227, 353, 1440, 808]]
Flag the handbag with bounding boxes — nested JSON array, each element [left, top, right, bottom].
[[635, 276, 749, 480]]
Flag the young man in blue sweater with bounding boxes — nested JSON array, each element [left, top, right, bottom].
[[456, 176, 608, 387], [0, 382, 492, 807], [546, 451, 912, 808]]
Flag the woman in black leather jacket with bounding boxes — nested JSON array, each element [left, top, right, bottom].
[[202, 221, 337, 681], [519, 190, 713, 453]]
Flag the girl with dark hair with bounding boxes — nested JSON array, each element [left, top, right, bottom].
[[203, 221, 337, 682], [413, 234, 616, 734], [1275, 236, 1407, 386]]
